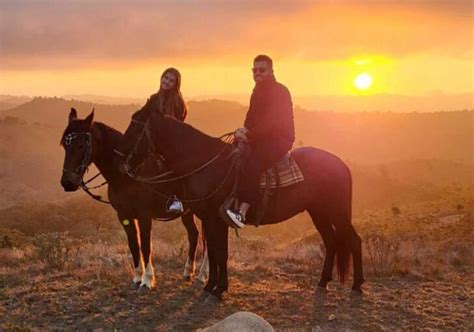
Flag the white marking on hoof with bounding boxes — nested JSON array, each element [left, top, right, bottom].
[[133, 264, 143, 284], [142, 262, 155, 289], [183, 257, 194, 279], [196, 251, 209, 283]]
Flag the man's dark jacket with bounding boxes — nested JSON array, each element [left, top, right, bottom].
[[237, 75, 295, 205], [244, 76, 295, 147]]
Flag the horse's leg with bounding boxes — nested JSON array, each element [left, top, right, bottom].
[[119, 214, 143, 288], [208, 221, 229, 301], [181, 212, 198, 280], [196, 235, 209, 284], [137, 217, 155, 290], [308, 209, 336, 290], [200, 221, 218, 299], [349, 225, 364, 293]]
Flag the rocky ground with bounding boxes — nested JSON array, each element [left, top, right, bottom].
[[1, 255, 472, 331], [1, 200, 473, 330]]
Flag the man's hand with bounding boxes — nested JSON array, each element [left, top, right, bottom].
[[235, 127, 248, 135], [234, 127, 249, 140]]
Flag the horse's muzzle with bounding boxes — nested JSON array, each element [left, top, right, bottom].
[[61, 173, 80, 192]]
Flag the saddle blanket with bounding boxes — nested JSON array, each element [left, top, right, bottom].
[[259, 153, 304, 189]]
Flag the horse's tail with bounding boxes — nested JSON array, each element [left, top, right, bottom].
[[334, 168, 353, 285], [335, 224, 351, 285]]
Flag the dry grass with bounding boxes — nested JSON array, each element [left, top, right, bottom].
[[0, 191, 472, 330]]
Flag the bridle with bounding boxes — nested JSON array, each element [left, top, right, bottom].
[[62, 131, 93, 181], [113, 118, 163, 178], [62, 130, 109, 204]]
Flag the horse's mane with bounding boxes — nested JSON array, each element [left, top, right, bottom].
[[94, 122, 123, 141], [150, 113, 229, 170]]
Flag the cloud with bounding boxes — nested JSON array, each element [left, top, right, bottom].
[[0, 0, 472, 69]]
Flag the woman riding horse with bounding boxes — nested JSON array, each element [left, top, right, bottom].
[[139, 67, 188, 213]]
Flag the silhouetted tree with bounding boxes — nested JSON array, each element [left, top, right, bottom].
[[391, 206, 401, 218]]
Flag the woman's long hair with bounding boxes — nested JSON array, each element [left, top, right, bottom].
[[156, 67, 188, 120]]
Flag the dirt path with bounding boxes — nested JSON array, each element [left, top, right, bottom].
[[1, 261, 472, 331]]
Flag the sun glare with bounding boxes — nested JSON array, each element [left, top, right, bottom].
[[354, 73, 373, 90]]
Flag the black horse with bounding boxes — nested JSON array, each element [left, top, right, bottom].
[[60, 108, 208, 290], [115, 108, 364, 301]]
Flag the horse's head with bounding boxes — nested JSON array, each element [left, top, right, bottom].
[[113, 108, 153, 173], [60, 108, 95, 191]]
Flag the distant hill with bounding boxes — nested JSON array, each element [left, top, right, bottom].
[[1, 96, 473, 164], [191, 93, 474, 113], [0, 97, 137, 131], [63, 94, 144, 106], [295, 109, 473, 164], [293, 93, 474, 113], [0, 117, 75, 208], [4, 92, 471, 113], [0, 95, 32, 111]]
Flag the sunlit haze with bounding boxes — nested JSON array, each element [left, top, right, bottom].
[[0, 1, 473, 107]]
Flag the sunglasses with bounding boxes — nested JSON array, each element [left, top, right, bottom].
[[252, 68, 267, 74]]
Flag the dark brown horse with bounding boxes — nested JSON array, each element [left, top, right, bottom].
[[115, 108, 364, 301], [60, 108, 208, 290]]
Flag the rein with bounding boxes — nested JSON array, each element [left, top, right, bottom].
[[115, 118, 238, 203], [126, 143, 231, 184], [119, 119, 234, 184], [145, 150, 239, 203]]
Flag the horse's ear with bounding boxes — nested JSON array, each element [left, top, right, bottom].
[[85, 108, 94, 127], [69, 108, 77, 124]]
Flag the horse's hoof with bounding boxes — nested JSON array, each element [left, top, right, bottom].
[[193, 280, 204, 290], [350, 288, 364, 297], [317, 285, 329, 292], [138, 285, 151, 293], [183, 275, 191, 282], [205, 294, 222, 305], [197, 290, 212, 302], [131, 281, 141, 290]]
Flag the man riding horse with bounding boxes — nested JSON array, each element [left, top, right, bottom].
[[226, 54, 295, 228]]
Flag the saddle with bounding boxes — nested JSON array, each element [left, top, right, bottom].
[[220, 149, 304, 228], [259, 152, 304, 190]]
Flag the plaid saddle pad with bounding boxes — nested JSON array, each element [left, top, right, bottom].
[[259, 152, 304, 189]]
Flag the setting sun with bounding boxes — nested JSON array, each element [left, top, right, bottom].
[[354, 73, 373, 90]]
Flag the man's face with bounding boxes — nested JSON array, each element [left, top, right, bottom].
[[252, 61, 272, 84]]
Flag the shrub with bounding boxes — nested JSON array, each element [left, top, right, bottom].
[[0, 235, 14, 248], [33, 232, 79, 271], [363, 231, 401, 275]]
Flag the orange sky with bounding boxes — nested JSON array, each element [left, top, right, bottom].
[[0, 1, 473, 99]]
